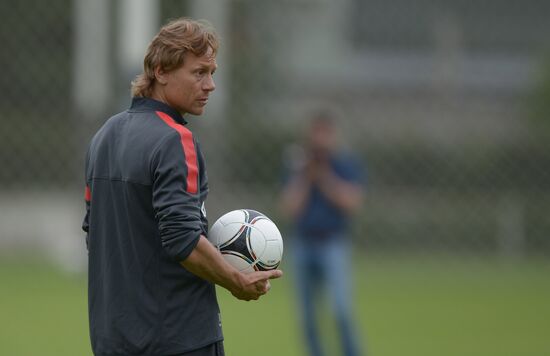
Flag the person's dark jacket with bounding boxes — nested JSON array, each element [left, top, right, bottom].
[[82, 97, 222, 355]]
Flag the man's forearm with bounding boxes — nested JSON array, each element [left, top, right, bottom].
[[180, 235, 244, 293], [318, 173, 363, 212], [280, 176, 311, 218], [180, 235, 283, 301]]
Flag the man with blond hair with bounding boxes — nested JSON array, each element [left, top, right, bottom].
[[82, 18, 282, 356]]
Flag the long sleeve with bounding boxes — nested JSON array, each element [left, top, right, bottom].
[[150, 132, 203, 261]]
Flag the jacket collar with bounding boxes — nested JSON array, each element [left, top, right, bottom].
[[129, 97, 187, 125]]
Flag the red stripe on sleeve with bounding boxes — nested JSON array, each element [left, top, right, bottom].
[[85, 185, 91, 202], [156, 111, 199, 194]]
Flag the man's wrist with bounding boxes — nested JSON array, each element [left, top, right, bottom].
[[226, 269, 245, 295]]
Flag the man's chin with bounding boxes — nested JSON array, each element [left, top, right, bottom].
[[188, 107, 205, 116]]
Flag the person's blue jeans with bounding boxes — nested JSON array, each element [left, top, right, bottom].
[[292, 235, 362, 356]]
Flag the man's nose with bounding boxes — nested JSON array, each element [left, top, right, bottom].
[[203, 74, 215, 92]]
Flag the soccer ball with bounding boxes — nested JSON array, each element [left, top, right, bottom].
[[208, 209, 283, 274]]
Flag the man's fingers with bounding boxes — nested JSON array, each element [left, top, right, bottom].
[[268, 269, 283, 279], [261, 280, 272, 292], [254, 279, 270, 294], [250, 269, 283, 283], [236, 270, 282, 301]]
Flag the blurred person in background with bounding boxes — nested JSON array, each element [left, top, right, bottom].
[[82, 18, 281, 356], [280, 111, 364, 356]]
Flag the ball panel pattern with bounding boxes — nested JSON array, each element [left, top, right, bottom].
[[208, 209, 284, 274]]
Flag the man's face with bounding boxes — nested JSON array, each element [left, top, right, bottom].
[[156, 47, 217, 116], [309, 121, 336, 155]]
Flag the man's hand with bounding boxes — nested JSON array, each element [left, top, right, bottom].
[[181, 236, 283, 301], [230, 270, 283, 301], [305, 151, 331, 183]]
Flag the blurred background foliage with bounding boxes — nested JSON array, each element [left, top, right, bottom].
[[0, 0, 549, 272]]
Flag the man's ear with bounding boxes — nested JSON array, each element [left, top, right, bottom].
[[154, 66, 168, 85]]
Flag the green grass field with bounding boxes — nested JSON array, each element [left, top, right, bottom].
[[1, 254, 549, 356]]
